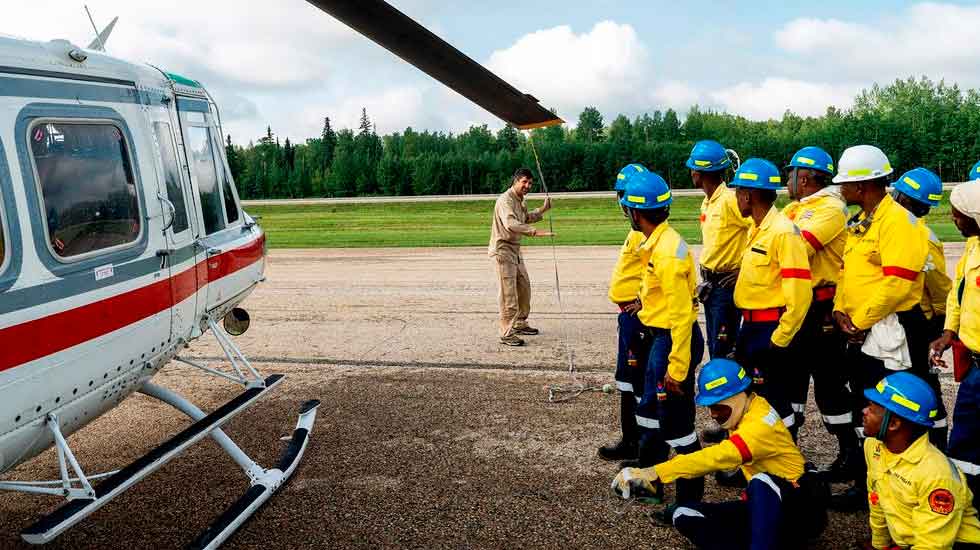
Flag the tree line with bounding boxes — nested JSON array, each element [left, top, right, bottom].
[[225, 77, 980, 199]]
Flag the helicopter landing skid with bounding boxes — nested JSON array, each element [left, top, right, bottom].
[[19, 374, 317, 547]]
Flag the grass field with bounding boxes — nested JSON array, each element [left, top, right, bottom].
[[246, 195, 962, 248]]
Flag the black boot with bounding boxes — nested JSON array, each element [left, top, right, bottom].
[[821, 426, 862, 483], [598, 439, 638, 462], [637, 434, 670, 468], [714, 468, 747, 488]]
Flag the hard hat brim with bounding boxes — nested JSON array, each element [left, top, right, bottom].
[[862, 388, 935, 427]]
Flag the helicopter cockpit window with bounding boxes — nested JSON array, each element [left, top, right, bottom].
[[187, 126, 225, 235], [29, 122, 141, 260]]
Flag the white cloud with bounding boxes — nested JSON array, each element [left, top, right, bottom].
[[774, 3, 980, 85], [709, 78, 858, 120], [652, 81, 702, 111], [486, 21, 650, 122]]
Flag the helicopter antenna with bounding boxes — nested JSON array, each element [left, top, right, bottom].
[[84, 6, 117, 51]]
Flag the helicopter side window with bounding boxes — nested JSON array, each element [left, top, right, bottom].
[[187, 126, 225, 235], [29, 122, 141, 260], [152, 122, 189, 234]]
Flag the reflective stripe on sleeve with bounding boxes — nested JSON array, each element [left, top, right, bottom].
[[791, 403, 806, 413], [933, 417, 948, 428], [882, 265, 920, 281], [782, 414, 796, 427]]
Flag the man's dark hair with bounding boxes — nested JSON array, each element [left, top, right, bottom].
[[635, 206, 670, 226], [898, 416, 930, 441], [512, 167, 534, 183], [860, 176, 890, 189], [810, 170, 830, 187]]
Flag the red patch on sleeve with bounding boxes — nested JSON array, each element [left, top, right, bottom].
[[780, 268, 812, 280], [928, 488, 955, 515], [729, 434, 752, 463], [699, 214, 706, 223], [800, 230, 824, 251], [882, 265, 920, 281], [869, 491, 879, 506]]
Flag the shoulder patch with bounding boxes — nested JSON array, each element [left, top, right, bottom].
[[675, 239, 689, 259], [928, 488, 955, 515], [762, 407, 780, 427]]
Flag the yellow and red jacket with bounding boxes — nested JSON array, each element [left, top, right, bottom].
[[919, 220, 951, 321], [734, 207, 813, 347], [946, 236, 980, 352], [866, 435, 980, 549], [637, 223, 699, 382], [655, 394, 805, 484], [608, 230, 646, 304], [782, 190, 847, 288], [699, 183, 753, 273], [834, 194, 927, 330]]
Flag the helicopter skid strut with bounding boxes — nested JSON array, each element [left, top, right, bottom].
[[20, 374, 320, 548]]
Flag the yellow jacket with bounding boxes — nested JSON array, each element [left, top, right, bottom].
[[782, 190, 847, 288], [655, 394, 804, 484], [699, 184, 753, 273], [637, 223, 699, 381], [919, 221, 951, 321], [734, 207, 813, 347], [945, 236, 980, 351], [608, 230, 646, 304], [834, 194, 927, 330], [866, 435, 980, 549]]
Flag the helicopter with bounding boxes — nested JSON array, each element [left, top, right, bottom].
[[0, 0, 561, 547]]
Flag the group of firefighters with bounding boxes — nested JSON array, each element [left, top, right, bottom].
[[488, 143, 980, 548], [592, 141, 980, 549]]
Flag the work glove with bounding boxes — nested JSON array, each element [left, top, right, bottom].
[[611, 466, 659, 499]]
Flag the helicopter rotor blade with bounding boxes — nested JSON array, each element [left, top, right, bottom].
[[305, 0, 563, 130]]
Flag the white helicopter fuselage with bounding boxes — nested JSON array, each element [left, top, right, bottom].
[[0, 36, 266, 475]]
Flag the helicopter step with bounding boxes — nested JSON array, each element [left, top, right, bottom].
[[20, 374, 286, 545]]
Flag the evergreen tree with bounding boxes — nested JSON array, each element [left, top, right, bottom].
[[575, 106, 604, 143]]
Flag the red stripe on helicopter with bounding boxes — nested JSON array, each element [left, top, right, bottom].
[[0, 235, 264, 372]]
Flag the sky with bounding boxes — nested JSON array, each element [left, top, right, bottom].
[[5, 1, 980, 144]]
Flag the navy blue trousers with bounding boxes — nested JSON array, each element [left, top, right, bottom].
[[703, 283, 740, 359], [614, 311, 644, 443], [949, 357, 980, 505]]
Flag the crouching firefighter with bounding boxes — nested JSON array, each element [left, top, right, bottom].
[[598, 164, 654, 462], [612, 358, 828, 550], [858, 372, 980, 550], [618, 170, 706, 504]]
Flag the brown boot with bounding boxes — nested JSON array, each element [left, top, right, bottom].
[[499, 334, 525, 347]]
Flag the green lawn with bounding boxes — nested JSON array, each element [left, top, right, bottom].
[[246, 196, 963, 249]]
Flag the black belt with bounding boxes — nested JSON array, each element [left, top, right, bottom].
[[700, 266, 736, 284]]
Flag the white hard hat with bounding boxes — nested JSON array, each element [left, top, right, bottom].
[[832, 145, 893, 184]]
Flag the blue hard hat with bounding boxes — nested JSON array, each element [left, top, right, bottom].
[[686, 140, 731, 172], [787, 146, 835, 176], [970, 160, 980, 182], [730, 158, 782, 191], [894, 167, 943, 207], [863, 372, 939, 427], [616, 163, 650, 192], [619, 170, 672, 210], [695, 359, 752, 406]]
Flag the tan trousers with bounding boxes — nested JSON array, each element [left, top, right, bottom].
[[495, 256, 531, 337]]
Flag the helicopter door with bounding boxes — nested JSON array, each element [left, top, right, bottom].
[[151, 116, 198, 341]]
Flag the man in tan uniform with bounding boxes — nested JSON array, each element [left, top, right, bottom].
[[488, 168, 554, 346]]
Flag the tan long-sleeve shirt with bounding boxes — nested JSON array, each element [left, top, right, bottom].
[[488, 188, 543, 262]]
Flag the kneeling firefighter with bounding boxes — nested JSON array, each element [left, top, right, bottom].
[[612, 358, 828, 550]]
